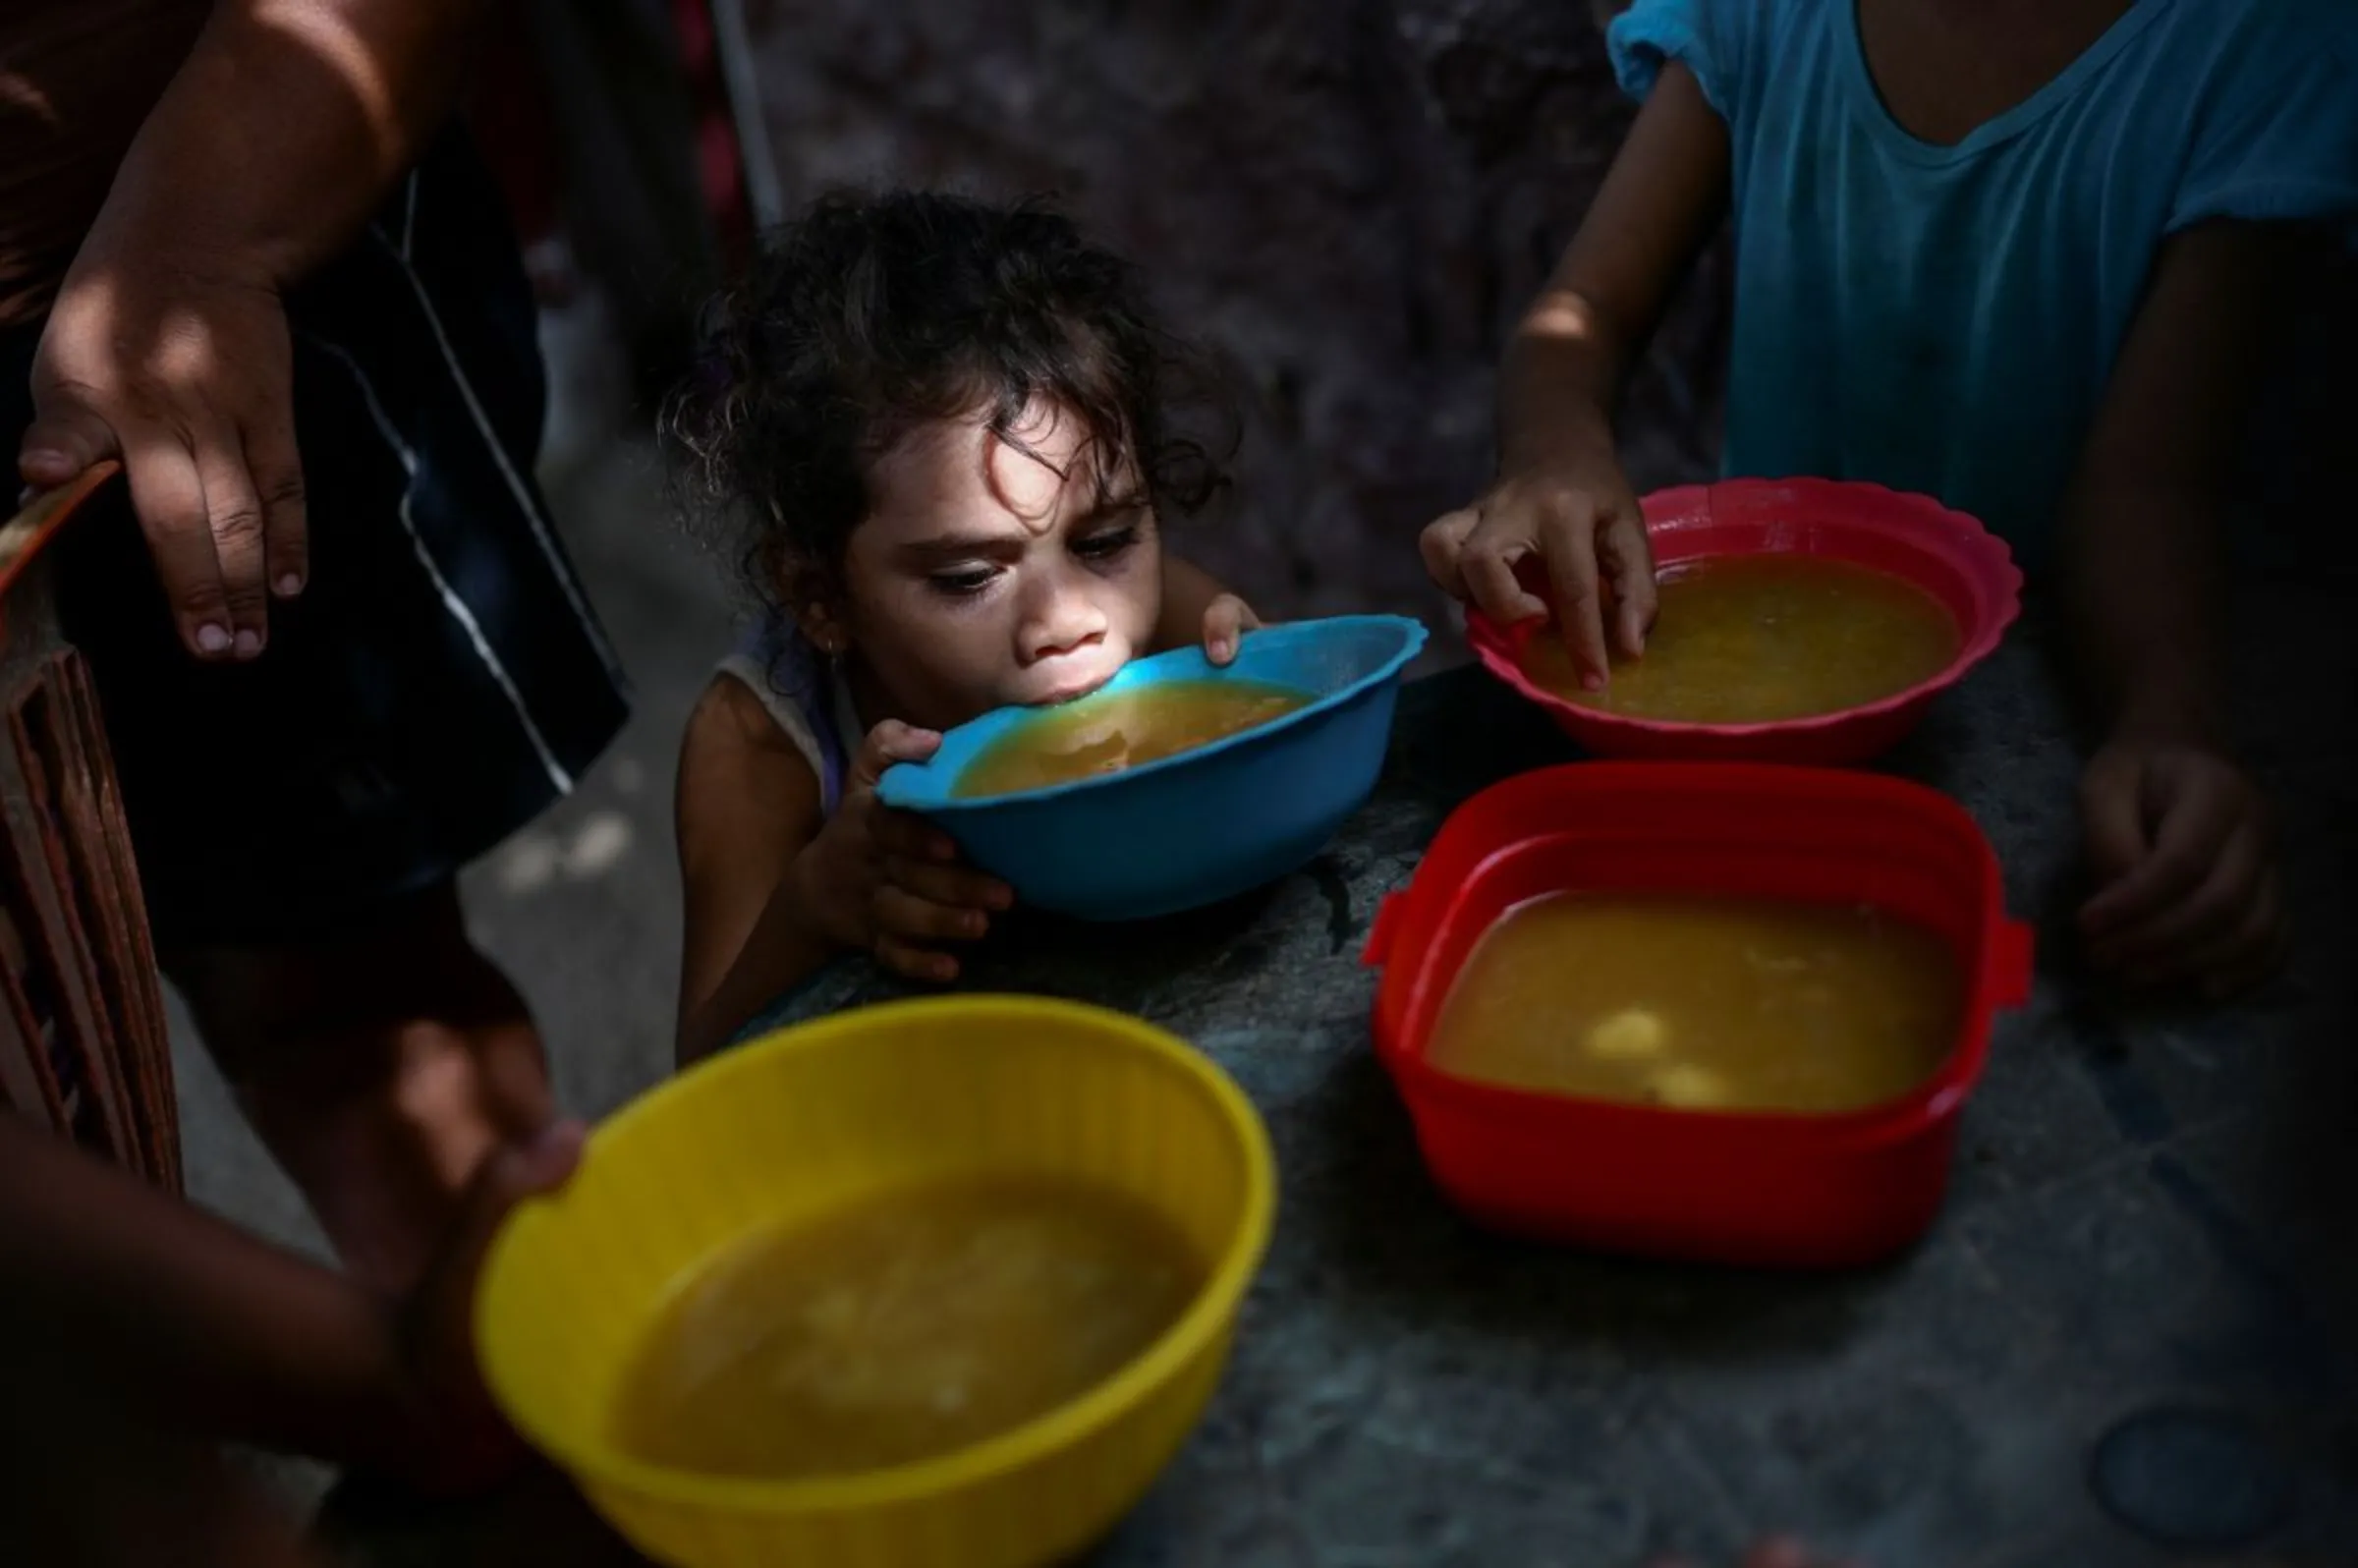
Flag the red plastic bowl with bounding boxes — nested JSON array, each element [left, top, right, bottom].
[[1363, 762, 2034, 1268], [1468, 478, 2023, 764]]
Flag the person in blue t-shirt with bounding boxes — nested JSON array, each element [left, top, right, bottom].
[[1422, 0, 2358, 999]]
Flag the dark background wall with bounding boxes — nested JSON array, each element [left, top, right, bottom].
[[739, 0, 1730, 644], [730, 0, 2354, 636]]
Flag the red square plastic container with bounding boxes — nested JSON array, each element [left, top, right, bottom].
[[1364, 763, 2035, 1268], [1467, 478, 2023, 765]]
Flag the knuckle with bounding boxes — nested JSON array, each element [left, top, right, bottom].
[[256, 470, 309, 511], [1532, 483, 1592, 523], [211, 504, 266, 549], [164, 569, 226, 613]]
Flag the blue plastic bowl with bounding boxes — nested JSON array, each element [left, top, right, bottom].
[[876, 615, 1429, 922]]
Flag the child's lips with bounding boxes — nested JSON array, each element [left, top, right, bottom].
[[1026, 653, 1124, 706], [1033, 673, 1112, 705]]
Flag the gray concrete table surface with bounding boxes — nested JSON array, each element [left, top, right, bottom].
[[322, 578, 2358, 1568]]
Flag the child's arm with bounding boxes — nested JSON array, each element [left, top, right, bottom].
[[1421, 60, 1729, 682], [0, 1111, 577, 1492], [2061, 220, 2309, 993], [675, 678, 837, 1062], [675, 680, 1010, 1064], [1156, 552, 1259, 663]]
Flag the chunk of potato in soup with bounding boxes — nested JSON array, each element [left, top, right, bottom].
[[612, 1178, 1203, 1481], [1428, 893, 1961, 1114], [953, 679, 1310, 799], [1525, 555, 1960, 724]]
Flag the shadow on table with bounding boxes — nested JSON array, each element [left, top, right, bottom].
[[1286, 1046, 1904, 1363]]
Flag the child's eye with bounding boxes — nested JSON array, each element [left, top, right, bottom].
[[1074, 525, 1142, 562], [928, 566, 999, 597]]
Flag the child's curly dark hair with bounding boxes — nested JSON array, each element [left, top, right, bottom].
[[666, 189, 1231, 606]]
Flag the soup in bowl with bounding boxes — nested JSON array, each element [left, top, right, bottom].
[[1470, 479, 2021, 764]]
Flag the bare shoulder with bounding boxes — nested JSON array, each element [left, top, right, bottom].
[[677, 674, 820, 847]]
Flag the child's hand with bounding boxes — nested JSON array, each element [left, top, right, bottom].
[[794, 720, 1013, 982], [1202, 592, 1260, 666], [391, 1120, 587, 1496], [1420, 456, 1656, 688], [2078, 734, 2287, 997]]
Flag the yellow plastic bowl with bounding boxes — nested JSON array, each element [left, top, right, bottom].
[[475, 996, 1276, 1568]]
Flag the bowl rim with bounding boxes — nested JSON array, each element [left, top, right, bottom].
[[1465, 478, 2024, 741], [877, 613, 1429, 813], [476, 994, 1279, 1515], [1365, 762, 2024, 1144]]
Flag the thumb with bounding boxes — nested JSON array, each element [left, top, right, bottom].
[[395, 1119, 585, 1494], [441, 1120, 586, 1287], [1205, 595, 1258, 665], [18, 403, 121, 493], [849, 719, 942, 794]]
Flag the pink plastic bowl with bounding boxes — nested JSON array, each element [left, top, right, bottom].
[[1468, 478, 2023, 765]]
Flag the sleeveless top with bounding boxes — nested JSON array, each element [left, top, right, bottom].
[[715, 612, 868, 815]]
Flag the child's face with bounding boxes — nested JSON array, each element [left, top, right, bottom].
[[824, 398, 1163, 730]]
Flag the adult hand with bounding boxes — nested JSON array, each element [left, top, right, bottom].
[[1420, 455, 1656, 689], [391, 1119, 586, 1496], [19, 239, 308, 661], [792, 720, 1013, 982], [2078, 733, 2287, 997], [1200, 592, 1261, 666]]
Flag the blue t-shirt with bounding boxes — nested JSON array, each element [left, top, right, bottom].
[[1608, 0, 2358, 567]]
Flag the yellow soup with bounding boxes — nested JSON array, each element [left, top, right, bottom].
[[952, 679, 1310, 799], [1427, 892, 1961, 1115], [612, 1176, 1204, 1481], [1525, 554, 1960, 724]]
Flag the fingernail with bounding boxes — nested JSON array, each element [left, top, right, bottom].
[[964, 913, 988, 936], [274, 573, 305, 597], [1582, 672, 1605, 693], [195, 623, 233, 655], [232, 630, 263, 659], [988, 885, 1014, 910]]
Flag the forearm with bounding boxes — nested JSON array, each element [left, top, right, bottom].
[[0, 1117, 417, 1469], [83, 0, 493, 285], [1493, 59, 1728, 485], [2051, 222, 2314, 754], [678, 858, 843, 1065], [1494, 290, 1631, 480], [2057, 486, 2228, 747]]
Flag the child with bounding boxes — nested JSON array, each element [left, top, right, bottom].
[[1422, 0, 2357, 997], [668, 192, 1257, 1062]]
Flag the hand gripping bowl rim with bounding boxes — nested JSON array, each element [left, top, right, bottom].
[[1465, 478, 2024, 742]]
